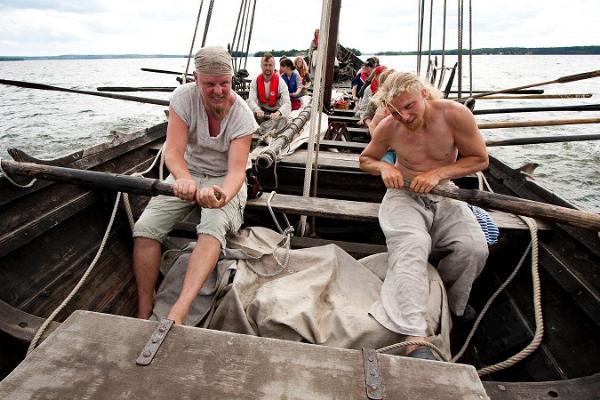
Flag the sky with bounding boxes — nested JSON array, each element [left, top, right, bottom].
[[0, 0, 599, 56]]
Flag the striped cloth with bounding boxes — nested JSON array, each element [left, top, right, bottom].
[[467, 204, 499, 245]]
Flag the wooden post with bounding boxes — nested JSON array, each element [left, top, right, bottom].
[[322, 0, 341, 111]]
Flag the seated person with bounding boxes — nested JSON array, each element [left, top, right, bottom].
[[132, 46, 258, 325], [294, 56, 312, 96], [359, 71, 489, 360], [351, 60, 375, 104], [357, 66, 388, 125], [247, 52, 291, 120], [279, 58, 303, 111]]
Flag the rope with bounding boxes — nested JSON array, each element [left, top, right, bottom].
[[183, 0, 206, 81], [0, 156, 37, 188], [451, 172, 544, 376], [243, 0, 258, 70], [451, 242, 532, 363], [27, 191, 123, 355], [457, 0, 464, 97], [468, 0, 473, 96], [426, 0, 434, 82], [201, 0, 215, 47], [377, 340, 450, 362], [477, 216, 543, 376], [416, 0, 425, 75], [26, 142, 167, 354]]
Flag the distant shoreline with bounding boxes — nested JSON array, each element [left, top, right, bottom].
[[1, 46, 599, 61]]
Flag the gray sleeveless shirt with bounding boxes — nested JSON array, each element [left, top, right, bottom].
[[170, 83, 258, 176]]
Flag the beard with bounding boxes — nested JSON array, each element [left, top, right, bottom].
[[405, 115, 424, 131], [205, 94, 229, 119], [207, 103, 227, 119]]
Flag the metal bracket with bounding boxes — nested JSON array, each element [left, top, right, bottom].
[[362, 348, 384, 400], [136, 319, 174, 366]]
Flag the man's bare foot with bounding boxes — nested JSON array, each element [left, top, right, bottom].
[[137, 297, 154, 319]]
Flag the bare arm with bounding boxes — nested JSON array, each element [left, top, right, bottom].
[[165, 106, 197, 201], [359, 118, 404, 189]]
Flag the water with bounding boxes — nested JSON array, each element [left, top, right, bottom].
[[1, 55, 599, 211]]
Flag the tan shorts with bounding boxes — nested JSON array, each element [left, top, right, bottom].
[[132, 173, 247, 248]]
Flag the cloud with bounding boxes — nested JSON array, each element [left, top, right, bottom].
[[0, 0, 598, 56]]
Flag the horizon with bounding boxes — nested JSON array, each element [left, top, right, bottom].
[[2, 45, 600, 59]]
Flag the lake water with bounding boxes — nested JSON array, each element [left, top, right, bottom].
[[1, 55, 599, 211]]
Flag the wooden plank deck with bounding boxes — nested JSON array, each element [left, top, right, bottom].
[[0, 311, 489, 399], [246, 192, 550, 231]]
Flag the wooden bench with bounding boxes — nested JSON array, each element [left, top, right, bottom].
[[246, 192, 550, 231]]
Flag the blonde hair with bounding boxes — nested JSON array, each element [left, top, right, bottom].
[[381, 71, 441, 104], [294, 56, 309, 77]]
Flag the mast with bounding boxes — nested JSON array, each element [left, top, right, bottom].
[[322, 0, 341, 110]]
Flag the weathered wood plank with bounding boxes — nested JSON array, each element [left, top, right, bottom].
[[246, 193, 550, 230], [0, 311, 488, 399]]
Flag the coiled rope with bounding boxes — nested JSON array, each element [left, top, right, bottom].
[[452, 172, 544, 376]]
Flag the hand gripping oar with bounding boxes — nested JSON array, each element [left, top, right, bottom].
[[0, 79, 169, 106], [2, 159, 600, 231], [456, 69, 600, 102]]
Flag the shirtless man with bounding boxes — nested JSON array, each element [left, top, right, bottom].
[[359, 71, 489, 360]]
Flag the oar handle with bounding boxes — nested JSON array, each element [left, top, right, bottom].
[[557, 69, 600, 83]]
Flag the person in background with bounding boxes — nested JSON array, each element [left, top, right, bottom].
[[247, 52, 291, 120], [279, 58, 303, 111], [359, 71, 489, 360], [294, 56, 312, 96], [132, 46, 258, 325], [278, 55, 288, 75], [357, 65, 388, 125], [351, 60, 375, 105], [308, 28, 320, 73]]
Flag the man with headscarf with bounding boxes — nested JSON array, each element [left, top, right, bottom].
[[132, 46, 258, 325], [247, 52, 291, 120]]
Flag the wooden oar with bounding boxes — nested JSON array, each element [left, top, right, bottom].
[[486, 133, 600, 147], [478, 117, 600, 129], [2, 160, 600, 231], [141, 67, 192, 76], [456, 69, 600, 102], [97, 86, 175, 92], [473, 94, 592, 100], [474, 104, 600, 115], [0, 79, 169, 106], [451, 89, 544, 95]]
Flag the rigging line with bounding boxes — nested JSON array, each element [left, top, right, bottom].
[[234, 0, 251, 72], [417, 0, 425, 75], [426, 0, 434, 82], [243, 0, 258, 70], [201, 0, 216, 47], [230, 0, 246, 73], [457, 0, 464, 97], [468, 0, 473, 96], [437, 0, 448, 89], [184, 0, 206, 77], [239, 0, 251, 70]]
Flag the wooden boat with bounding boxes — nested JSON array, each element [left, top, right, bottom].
[[1, 3, 599, 400], [1, 107, 599, 396]]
